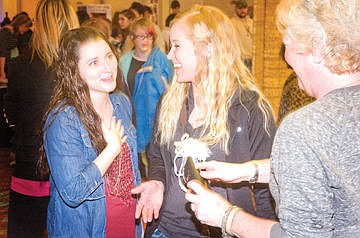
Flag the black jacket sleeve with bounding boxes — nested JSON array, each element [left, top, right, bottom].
[[4, 57, 21, 126], [146, 99, 167, 187]]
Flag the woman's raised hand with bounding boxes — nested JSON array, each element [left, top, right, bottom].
[[101, 116, 127, 155], [94, 117, 128, 176]]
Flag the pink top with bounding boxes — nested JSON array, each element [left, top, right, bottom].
[[11, 176, 50, 197]]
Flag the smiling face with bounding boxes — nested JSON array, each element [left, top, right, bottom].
[[78, 39, 118, 99], [167, 22, 197, 83]]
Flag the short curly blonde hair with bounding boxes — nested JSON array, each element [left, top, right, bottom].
[[276, 0, 360, 74]]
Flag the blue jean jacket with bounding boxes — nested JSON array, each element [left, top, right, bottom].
[[44, 92, 141, 237], [120, 46, 173, 152]]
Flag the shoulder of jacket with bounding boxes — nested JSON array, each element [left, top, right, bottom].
[[111, 92, 131, 108]]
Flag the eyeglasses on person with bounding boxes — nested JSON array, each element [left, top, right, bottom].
[[134, 34, 154, 40]]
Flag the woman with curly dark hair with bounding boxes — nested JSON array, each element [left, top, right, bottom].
[[39, 27, 141, 237]]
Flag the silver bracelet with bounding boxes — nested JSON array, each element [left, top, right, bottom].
[[226, 206, 241, 236], [221, 205, 241, 237]]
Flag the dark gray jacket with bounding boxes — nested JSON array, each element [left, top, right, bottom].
[[146, 87, 277, 237]]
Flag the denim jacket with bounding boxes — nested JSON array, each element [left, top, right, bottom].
[[44, 92, 141, 238], [120, 46, 173, 152]]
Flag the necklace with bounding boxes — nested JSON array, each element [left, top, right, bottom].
[[104, 142, 134, 206]]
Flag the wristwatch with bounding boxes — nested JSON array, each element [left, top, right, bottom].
[[249, 162, 259, 184]]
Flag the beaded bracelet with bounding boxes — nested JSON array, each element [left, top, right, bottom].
[[221, 205, 242, 237]]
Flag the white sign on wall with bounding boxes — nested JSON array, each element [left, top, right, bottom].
[[78, 4, 112, 20]]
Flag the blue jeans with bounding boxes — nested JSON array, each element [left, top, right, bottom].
[[151, 228, 169, 238]]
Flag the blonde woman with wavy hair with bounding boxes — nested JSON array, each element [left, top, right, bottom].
[[132, 5, 276, 237], [184, 0, 360, 237], [4, 0, 79, 236], [157, 5, 272, 149]]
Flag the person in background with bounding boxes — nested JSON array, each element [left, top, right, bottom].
[[277, 71, 315, 125], [130, 2, 145, 19], [231, 0, 253, 71], [82, 17, 115, 55], [0, 11, 11, 27], [39, 27, 141, 237], [76, 9, 90, 25], [163, 0, 181, 52], [111, 11, 125, 53], [165, 0, 180, 28], [82, 17, 112, 40], [186, 0, 360, 237], [120, 18, 173, 179], [3, 0, 79, 237], [1, 12, 32, 167], [112, 9, 136, 56], [143, 5, 166, 53], [13, 12, 33, 55], [132, 5, 276, 237], [0, 13, 32, 83], [111, 22, 125, 55], [277, 43, 315, 125]]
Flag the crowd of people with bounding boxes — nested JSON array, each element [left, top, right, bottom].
[[0, 0, 359, 237]]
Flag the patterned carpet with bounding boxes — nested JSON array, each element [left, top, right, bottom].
[[0, 148, 12, 238]]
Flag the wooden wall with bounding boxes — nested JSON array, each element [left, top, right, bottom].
[[253, 0, 291, 118]]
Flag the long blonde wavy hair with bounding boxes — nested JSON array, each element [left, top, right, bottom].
[[157, 5, 273, 152], [31, 0, 79, 68]]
